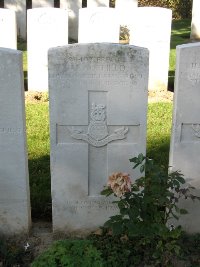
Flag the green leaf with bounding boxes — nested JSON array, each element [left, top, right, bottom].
[[112, 222, 123, 235], [175, 176, 185, 184], [138, 153, 144, 163], [101, 188, 112, 196], [129, 156, 138, 163], [132, 163, 140, 169], [140, 164, 145, 173]]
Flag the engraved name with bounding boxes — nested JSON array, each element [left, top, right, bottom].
[[187, 63, 200, 85], [0, 128, 22, 134], [64, 56, 126, 63], [65, 200, 118, 211]]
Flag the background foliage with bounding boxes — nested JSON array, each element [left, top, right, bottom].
[[110, 0, 192, 19], [138, 0, 192, 19], [40, 0, 193, 20]]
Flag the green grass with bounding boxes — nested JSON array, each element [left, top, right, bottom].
[[147, 102, 173, 170], [169, 19, 191, 88], [26, 103, 51, 219]]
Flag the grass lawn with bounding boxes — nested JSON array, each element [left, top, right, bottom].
[[168, 18, 191, 89], [26, 103, 51, 220], [23, 19, 191, 219]]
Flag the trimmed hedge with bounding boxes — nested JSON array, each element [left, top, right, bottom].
[[138, 0, 192, 19], [110, 0, 192, 19]]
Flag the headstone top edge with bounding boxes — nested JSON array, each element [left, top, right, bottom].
[[0, 47, 22, 55], [48, 43, 149, 53], [176, 42, 200, 50]]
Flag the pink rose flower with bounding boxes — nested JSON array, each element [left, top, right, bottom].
[[107, 172, 132, 197]]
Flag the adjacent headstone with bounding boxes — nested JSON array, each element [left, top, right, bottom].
[[129, 7, 172, 91], [4, 0, 26, 40], [78, 8, 120, 43], [190, 0, 200, 40], [87, 0, 109, 7], [169, 43, 200, 233], [27, 8, 68, 91], [115, 0, 138, 27], [49, 43, 149, 233], [32, 0, 54, 8], [60, 0, 82, 42], [0, 48, 31, 235], [0, 8, 17, 49]]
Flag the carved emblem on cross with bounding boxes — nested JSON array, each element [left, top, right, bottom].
[[68, 103, 128, 147]]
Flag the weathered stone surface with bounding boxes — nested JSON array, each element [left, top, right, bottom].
[[87, 0, 109, 7], [169, 43, 200, 233], [0, 8, 17, 49], [190, 0, 200, 40], [60, 0, 82, 42], [49, 43, 149, 233], [129, 7, 172, 91], [0, 48, 31, 235], [32, 0, 54, 8], [78, 7, 120, 43], [27, 8, 68, 91], [4, 0, 26, 39]]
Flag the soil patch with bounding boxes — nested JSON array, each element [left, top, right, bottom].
[[25, 90, 174, 104]]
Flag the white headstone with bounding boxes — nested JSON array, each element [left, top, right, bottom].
[[115, 0, 138, 26], [32, 0, 54, 8], [60, 0, 82, 42], [49, 43, 149, 233], [0, 8, 17, 49], [169, 43, 200, 233], [78, 8, 120, 43], [4, 0, 26, 40], [190, 0, 200, 40], [27, 8, 68, 91], [87, 0, 109, 7], [129, 7, 172, 91], [0, 48, 31, 235]]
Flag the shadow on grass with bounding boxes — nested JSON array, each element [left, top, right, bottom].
[[28, 155, 52, 221], [168, 70, 175, 92], [24, 71, 28, 91], [171, 19, 191, 49], [147, 136, 171, 172]]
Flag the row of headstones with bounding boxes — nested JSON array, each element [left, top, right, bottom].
[[0, 6, 172, 92], [2, 0, 200, 41], [1, 0, 138, 41], [1, 41, 200, 235]]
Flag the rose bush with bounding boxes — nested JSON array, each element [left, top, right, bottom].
[[101, 154, 200, 266]]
